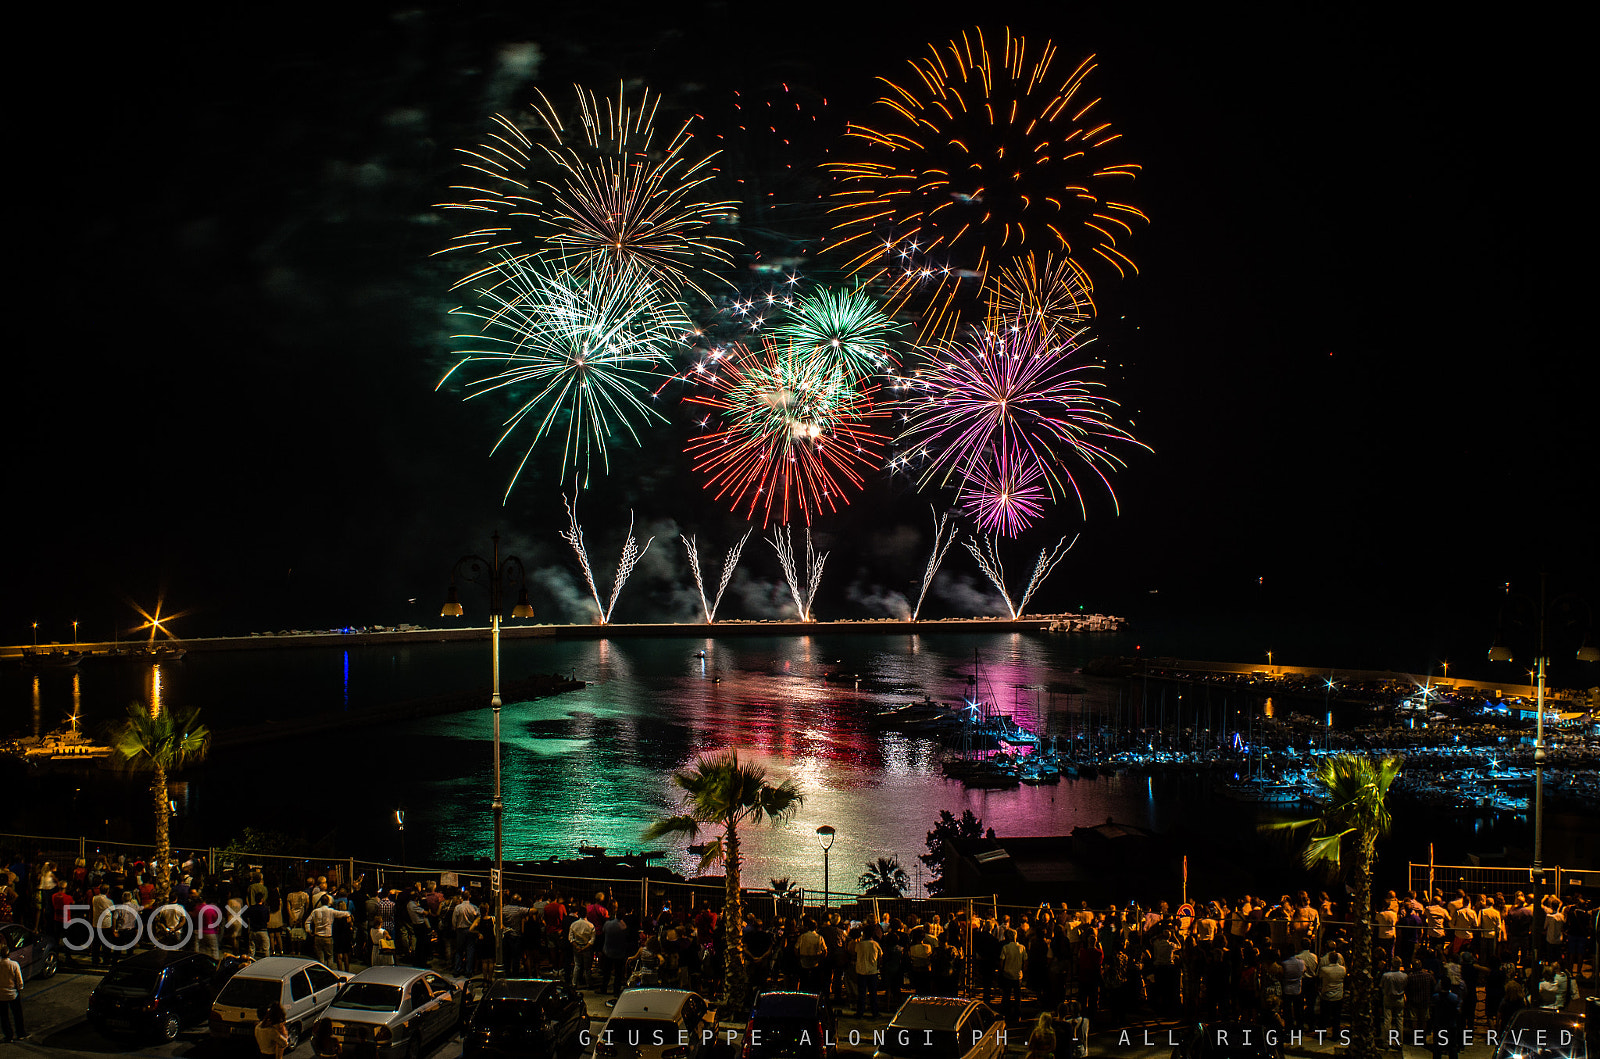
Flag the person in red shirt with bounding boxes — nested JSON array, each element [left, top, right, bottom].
[[138, 879, 155, 910]]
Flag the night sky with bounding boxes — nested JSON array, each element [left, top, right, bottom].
[[11, 3, 1593, 681]]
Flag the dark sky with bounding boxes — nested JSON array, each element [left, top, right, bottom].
[[10, 2, 1593, 678]]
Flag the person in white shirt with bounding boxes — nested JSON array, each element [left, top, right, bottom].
[[452, 893, 480, 976], [1319, 952, 1347, 1028], [304, 896, 351, 967], [90, 885, 115, 967]]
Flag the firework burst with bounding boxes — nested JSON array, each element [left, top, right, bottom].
[[961, 452, 1048, 537], [770, 286, 903, 383], [442, 257, 690, 497], [827, 28, 1146, 342], [685, 338, 888, 526], [896, 316, 1145, 517], [438, 84, 737, 301], [985, 252, 1095, 333]]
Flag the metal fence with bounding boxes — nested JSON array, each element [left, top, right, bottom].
[[1408, 861, 1565, 900]]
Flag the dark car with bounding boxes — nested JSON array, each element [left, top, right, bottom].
[[1492, 1009, 1587, 1059], [1170, 1022, 1287, 1059], [464, 977, 591, 1059], [743, 991, 837, 1059], [0, 923, 59, 982], [88, 950, 245, 1043]]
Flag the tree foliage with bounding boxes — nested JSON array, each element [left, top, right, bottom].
[[643, 751, 802, 1012], [113, 701, 210, 904], [1266, 753, 1403, 1059], [918, 809, 983, 895], [858, 855, 910, 897]]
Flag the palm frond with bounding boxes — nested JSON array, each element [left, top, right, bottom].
[[642, 814, 703, 843]]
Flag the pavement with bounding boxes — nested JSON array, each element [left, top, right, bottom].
[[5, 959, 1586, 1059]]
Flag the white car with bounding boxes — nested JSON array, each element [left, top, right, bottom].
[[313, 966, 468, 1059], [594, 989, 717, 1059], [209, 956, 350, 1048], [873, 997, 1006, 1059]]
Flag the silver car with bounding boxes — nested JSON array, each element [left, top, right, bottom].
[[313, 966, 468, 1059], [595, 989, 718, 1059], [0, 924, 60, 982], [209, 956, 350, 1048]]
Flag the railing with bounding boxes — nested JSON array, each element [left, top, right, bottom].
[[1407, 861, 1564, 900]]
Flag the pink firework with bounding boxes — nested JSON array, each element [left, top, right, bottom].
[[898, 316, 1146, 516], [962, 454, 1047, 537]]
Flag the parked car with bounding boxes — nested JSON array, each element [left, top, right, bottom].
[[0, 923, 59, 982], [209, 956, 349, 1048], [311, 965, 468, 1059], [1169, 1021, 1287, 1059], [594, 988, 717, 1059], [464, 977, 591, 1059], [88, 949, 246, 1043], [743, 991, 836, 1059], [872, 997, 1005, 1059], [1492, 1009, 1588, 1059]]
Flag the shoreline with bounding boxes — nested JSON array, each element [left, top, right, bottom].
[[0, 614, 1104, 660]]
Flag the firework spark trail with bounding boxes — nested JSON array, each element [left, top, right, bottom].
[[561, 495, 656, 623], [561, 495, 605, 620], [1015, 533, 1078, 616], [962, 532, 1078, 619], [442, 257, 690, 496], [684, 338, 888, 526], [438, 83, 737, 301], [986, 252, 1095, 333], [962, 452, 1048, 537], [963, 534, 1017, 619], [681, 529, 752, 623], [896, 316, 1145, 516], [769, 525, 828, 621], [912, 508, 961, 621], [770, 286, 902, 383], [826, 28, 1146, 343]]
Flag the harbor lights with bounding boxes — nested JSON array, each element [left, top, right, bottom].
[[816, 824, 836, 909], [442, 530, 535, 981], [1487, 573, 1596, 951]]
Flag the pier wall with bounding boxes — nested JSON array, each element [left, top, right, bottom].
[[1, 615, 1084, 659], [1132, 656, 1585, 704]]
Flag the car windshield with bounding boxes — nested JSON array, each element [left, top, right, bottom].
[[100, 968, 162, 997], [878, 1028, 963, 1059], [478, 999, 542, 1024], [216, 977, 282, 1010], [749, 1016, 823, 1057], [334, 984, 404, 1013]]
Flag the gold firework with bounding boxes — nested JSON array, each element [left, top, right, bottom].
[[827, 28, 1146, 344]]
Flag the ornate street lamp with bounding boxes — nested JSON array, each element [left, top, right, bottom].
[[442, 531, 534, 980], [815, 825, 836, 910]]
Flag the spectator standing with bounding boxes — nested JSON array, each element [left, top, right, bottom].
[[0, 942, 25, 1043]]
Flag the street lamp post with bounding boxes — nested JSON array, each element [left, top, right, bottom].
[[31, 622, 38, 647], [442, 531, 535, 981], [815, 825, 835, 911], [1488, 573, 1597, 962]]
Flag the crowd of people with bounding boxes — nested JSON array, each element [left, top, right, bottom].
[[1, 847, 1594, 1044]]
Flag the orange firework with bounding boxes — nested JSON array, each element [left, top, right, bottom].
[[827, 28, 1147, 343]]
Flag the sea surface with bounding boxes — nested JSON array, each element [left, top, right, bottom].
[[2, 630, 1588, 899]]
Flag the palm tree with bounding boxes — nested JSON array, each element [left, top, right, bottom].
[[769, 876, 803, 916], [858, 856, 909, 897], [1266, 752, 1402, 1059], [112, 701, 210, 903], [643, 751, 803, 1012]]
